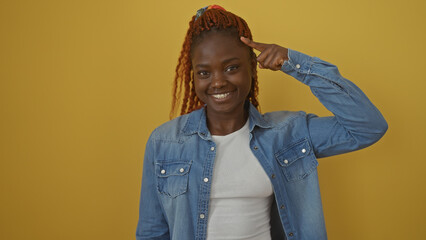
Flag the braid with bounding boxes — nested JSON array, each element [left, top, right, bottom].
[[170, 8, 260, 119]]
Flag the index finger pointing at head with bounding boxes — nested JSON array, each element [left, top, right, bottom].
[[240, 36, 267, 52]]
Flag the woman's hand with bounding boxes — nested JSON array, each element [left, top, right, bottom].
[[240, 36, 288, 71]]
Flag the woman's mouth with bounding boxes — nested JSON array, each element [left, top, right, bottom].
[[212, 93, 230, 99]]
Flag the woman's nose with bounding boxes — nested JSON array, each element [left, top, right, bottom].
[[211, 73, 227, 88]]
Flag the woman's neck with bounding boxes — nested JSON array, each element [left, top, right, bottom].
[[206, 107, 248, 136]]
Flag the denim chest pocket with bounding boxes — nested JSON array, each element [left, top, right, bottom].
[[275, 139, 318, 182], [155, 161, 191, 198]]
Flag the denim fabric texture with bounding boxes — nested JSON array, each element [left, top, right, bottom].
[[136, 49, 388, 240]]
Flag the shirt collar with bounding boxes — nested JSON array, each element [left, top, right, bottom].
[[182, 102, 272, 139]]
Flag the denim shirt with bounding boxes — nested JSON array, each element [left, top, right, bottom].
[[136, 49, 388, 240]]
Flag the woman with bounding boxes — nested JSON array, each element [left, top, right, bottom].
[[136, 5, 387, 240]]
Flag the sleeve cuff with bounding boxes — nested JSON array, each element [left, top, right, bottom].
[[281, 48, 313, 74]]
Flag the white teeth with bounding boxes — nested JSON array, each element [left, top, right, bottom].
[[212, 93, 230, 99]]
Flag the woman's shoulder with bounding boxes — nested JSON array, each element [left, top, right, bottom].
[[261, 109, 310, 128], [149, 111, 196, 142]]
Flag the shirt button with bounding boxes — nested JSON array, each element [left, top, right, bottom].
[[296, 64, 301, 69], [200, 214, 205, 219], [284, 159, 289, 164], [301, 148, 306, 153], [289, 232, 294, 237], [253, 146, 258, 150], [179, 168, 184, 173], [210, 147, 215, 151], [203, 178, 209, 182], [160, 169, 166, 174], [271, 174, 276, 179], [280, 204, 285, 209]]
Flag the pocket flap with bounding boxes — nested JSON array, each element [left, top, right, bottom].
[[275, 139, 311, 167], [155, 162, 191, 177]]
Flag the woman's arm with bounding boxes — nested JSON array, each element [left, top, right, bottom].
[[241, 37, 388, 157], [136, 132, 170, 240]]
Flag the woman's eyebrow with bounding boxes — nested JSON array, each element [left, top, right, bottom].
[[194, 63, 209, 68], [222, 57, 239, 64], [194, 57, 240, 68]]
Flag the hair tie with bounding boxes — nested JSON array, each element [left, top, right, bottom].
[[195, 5, 226, 21]]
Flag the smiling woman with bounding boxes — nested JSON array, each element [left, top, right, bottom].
[[170, 6, 260, 119], [191, 31, 254, 135], [136, 5, 388, 240]]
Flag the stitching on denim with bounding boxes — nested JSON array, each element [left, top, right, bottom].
[[309, 74, 349, 95]]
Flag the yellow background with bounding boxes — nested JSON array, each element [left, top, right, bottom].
[[1, 0, 425, 239]]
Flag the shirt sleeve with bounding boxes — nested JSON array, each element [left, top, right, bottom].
[[136, 131, 170, 240], [281, 49, 388, 158]]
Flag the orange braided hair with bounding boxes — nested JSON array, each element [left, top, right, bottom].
[[170, 6, 260, 119]]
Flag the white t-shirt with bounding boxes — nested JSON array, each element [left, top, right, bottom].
[[207, 120, 274, 240]]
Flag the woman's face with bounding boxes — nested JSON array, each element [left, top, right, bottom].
[[191, 32, 253, 117]]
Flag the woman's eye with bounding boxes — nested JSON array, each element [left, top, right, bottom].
[[225, 65, 239, 72], [198, 71, 209, 77]]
